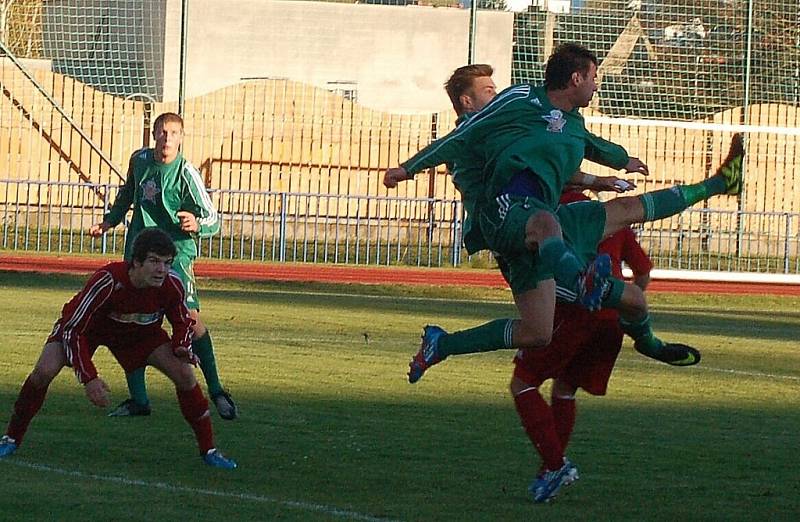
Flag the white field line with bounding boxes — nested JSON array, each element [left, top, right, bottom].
[[622, 355, 800, 382], [1, 459, 399, 522]]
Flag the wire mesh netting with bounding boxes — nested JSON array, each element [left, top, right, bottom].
[[1, 0, 798, 272]]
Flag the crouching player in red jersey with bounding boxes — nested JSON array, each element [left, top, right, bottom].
[[0, 228, 237, 469], [514, 190, 654, 503]]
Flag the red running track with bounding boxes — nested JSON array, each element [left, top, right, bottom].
[[1, 254, 799, 296]]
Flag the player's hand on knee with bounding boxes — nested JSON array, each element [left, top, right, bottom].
[[84, 377, 111, 407], [174, 345, 199, 366]]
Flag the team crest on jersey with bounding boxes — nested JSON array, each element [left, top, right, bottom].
[[543, 110, 566, 133], [530, 97, 543, 108], [142, 179, 160, 203]]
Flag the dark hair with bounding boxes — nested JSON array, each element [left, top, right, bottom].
[[131, 228, 177, 263], [445, 64, 494, 115], [544, 43, 598, 91], [153, 112, 184, 133]]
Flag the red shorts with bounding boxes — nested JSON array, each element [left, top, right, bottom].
[[512, 305, 623, 396], [48, 320, 170, 373]]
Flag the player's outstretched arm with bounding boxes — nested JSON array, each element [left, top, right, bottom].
[[96, 153, 138, 233]]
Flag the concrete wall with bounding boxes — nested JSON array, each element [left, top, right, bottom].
[[164, 0, 514, 113]]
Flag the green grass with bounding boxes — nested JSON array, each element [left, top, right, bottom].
[[1, 272, 799, 520]]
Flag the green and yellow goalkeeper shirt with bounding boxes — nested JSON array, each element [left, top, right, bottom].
[[104, 149, 220, 260]]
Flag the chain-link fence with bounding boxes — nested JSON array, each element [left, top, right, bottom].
[[1, 0, 798, 273]]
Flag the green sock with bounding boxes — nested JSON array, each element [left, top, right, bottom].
[[193, 331, 224, 397], [437, 319, 514, 357], [640, 177, 728, 222], [538, 236, 584, 293], [602, 277, 626, 309], [619, 313, 664, 357], [679, 176, 727, 205], [638, 187, 688, 221], [125, 368, 149, 406]]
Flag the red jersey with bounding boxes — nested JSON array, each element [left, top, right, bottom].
[[51, 262, 194, 384]]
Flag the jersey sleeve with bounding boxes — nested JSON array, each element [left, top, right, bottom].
[[103, 154, 137, 226], [180, 161, 220, 237], [61, 270, 116, 384], [401, 127, 468, 177], [163, 273, 195, 350], [583, 132, 630, 171], [620, 228, 653, 276]]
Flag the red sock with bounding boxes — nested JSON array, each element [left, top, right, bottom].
[[513, 387, 564, 472], [551, 396, 576, 452], [176, 384, 214, 454], [6, 375, 49, 445]]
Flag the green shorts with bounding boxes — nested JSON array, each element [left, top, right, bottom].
[[482, 196, 607, 295], [171, 253, 201, 310]]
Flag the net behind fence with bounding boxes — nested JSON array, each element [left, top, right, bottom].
[[1, 0, 798, 275]]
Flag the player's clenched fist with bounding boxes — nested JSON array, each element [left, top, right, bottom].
[[383, 167, 410, 189]]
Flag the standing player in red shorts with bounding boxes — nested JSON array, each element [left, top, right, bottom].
[[0, 228, 237, 468], [514, 190, 656, 503]]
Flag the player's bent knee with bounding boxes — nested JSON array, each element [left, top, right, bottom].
[[525, 211, 561, 250], [170, 365, 197, 391]]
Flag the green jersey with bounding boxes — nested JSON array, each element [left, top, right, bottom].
[[401, 84, 629, 210], [447, 114, 489, 254], [105, 149, 220, 260]]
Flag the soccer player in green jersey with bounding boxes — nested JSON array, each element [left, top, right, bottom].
[[385, 44, 743, 382], [89, 112, 237, 420]]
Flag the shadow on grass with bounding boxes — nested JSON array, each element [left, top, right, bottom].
[[1, 383, 798, 521]]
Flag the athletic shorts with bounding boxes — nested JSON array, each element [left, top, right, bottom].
[[48, 320, 171, 373], [481, 196, 607, 295], [512, 304, 623, 396], [171, 253, 200, 310]]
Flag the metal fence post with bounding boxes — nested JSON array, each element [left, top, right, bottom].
[[101, 184, 110, 254], [784, 213, 791, 274], [279, 192, 287, 263]]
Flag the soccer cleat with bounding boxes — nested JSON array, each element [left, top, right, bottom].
[[561, 459, 580, 487], [0, 435, 17, 458], [211, 390, 238, 420], [203, 448, 238, 469], [529, 458, 579, 503], [659, 343, 701, 366], [408, 325, 447, 384], [576, 254, 612, 312], [107, 398, 152, 417], [715, 133, 745, 195]]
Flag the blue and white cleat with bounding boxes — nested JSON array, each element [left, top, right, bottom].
[[0, 435, 18, 458], [529, 458, 579, 503], [407, 325, 447, 384], [576, 254, 612, 311], [203, 448, 238, 469]]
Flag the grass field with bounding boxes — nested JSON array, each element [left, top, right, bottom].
[[1, 271, 799, 521]]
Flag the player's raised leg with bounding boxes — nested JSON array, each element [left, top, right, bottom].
[[609, 281, 700, 366], [602, 133, 745, 238]]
